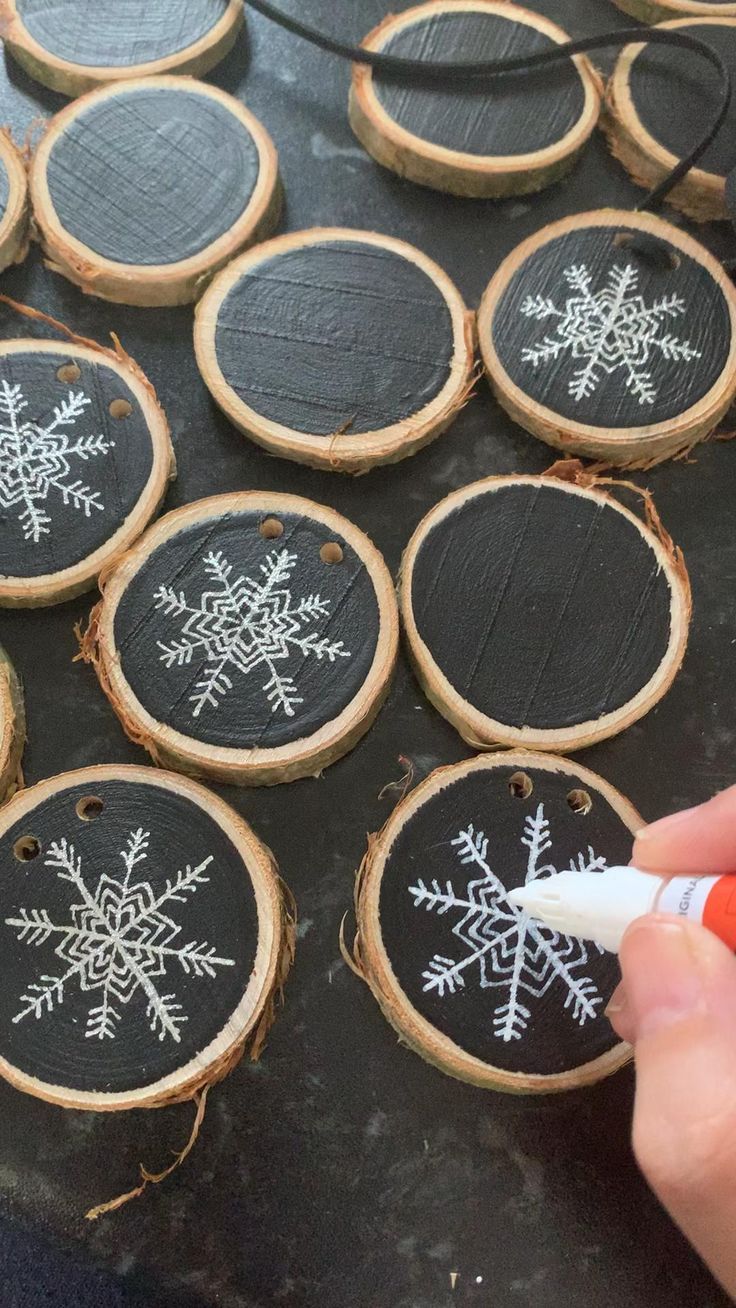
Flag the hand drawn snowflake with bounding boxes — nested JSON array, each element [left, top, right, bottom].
[[0, 379, 114, 543], [409, 803, 608, 1043], [519, 262, 701, 406], [155, 547, 351, 719], [5, 829, 234, 1043]]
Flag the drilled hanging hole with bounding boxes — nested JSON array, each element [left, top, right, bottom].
[[320, 541, 343, 565], [567, 788, 592, 815], [13, 835, 40, 862], [109, 398, 132, 419], [508, 771, 533, 799], [259, 517, 284, 540], [612, 231, 680, 271], [56, 361, 80, 383], [76, 795, 104, 822]]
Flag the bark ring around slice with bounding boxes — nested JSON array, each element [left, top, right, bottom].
[[0, 132, 30, 274], [0, 764, 294, 1109], [478, 208, 736, 466], [0, 0, 244, 97], [0, 644, 25, 805], [605, 19, 736, 223], [351, 751, 636, 1092], [611, 0, 736, 22], [29, 77, 280, 307], [0, 337, 174, 607], [194, 228, 475, 473], [349, 0, 601, 198], [400, 473, 690, 753], [83, 494, 399, 786]]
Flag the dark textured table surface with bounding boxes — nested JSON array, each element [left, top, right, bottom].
[[0, 3, 734, 1305]]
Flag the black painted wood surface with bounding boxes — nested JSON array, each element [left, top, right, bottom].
[[410, 481, 673, 730], [490, 220, 731, 426], [0, 776, 258, 1094], [374, 8, 586, 156], [627, 22, 736, 177], [0, 0, 732, 1304], [14, 0, 230, 69], [378, 763, 624, 1076], [213, 239, 455, 435], [114, 508, 381, 750], [0, 155, 9, 217], [45, 85, 262, 266], [0, 348, 155, 579]]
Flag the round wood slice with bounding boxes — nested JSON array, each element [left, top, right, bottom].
[[0, 0, 244, 97], [29, 77, 280, 307], [354, 751, 636, 1092], [606, 20, 736, 222], [88, 493, 399, 786], [349, 0, 601, 199], [194, 228, 474, 473], [0, 337, 174, 607], [0, 644, 25, 804], [611, 0, 736, 23], [400, 474, 690, 753], [0, 765, 291, 1110], [0, 132, 29, 273], [478, 208, 736, 466]]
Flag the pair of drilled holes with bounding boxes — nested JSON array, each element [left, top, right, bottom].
[[508, 771, 592, 815], [612, 231, 680, 271], [259, 517, 343, 564], [13, 795, 104, 863], [55, 362, 132, 419]]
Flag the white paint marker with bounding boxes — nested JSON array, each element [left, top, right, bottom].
[[508, 866, 736, 953]]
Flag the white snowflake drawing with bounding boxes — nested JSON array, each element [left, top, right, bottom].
[[5, 829, 234, 1043], [518, 262, 701, 406], [409, 803, 608, 1043], [0, 379, 114, 543], [154, 547, 351, 719]]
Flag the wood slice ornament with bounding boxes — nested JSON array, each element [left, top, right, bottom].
[[29, 77, 280, 307], [0, 765, 293, 1110], [349, 0, 602, 199], [0, 132, 29, 273], [0, 0, 243, 97], [352, 752, 636, 1092], [400, 471, 690, 753], [82, 494, 399, 786], [606, 19, 736, 222], [194, 228, 474, 473], [0, 644, 25, 805], [611, 1, 736, 23], [478, 209, 736, 466], [0, 335, 173, 606]]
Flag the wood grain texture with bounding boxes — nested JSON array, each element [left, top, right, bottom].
[[30, 77, 280, 306], [349, 0, 601, 198], [400, 475, 690, 753], [0, 644, 24, 807], [478, 208, 736, 465], [0, 765, 291, 1110], [88, 493, 399, 786], [0, 0, 243, 96], [611, 0, 736, 21], [605, 19, 736, 222], [354, 752, 636, 1093], [194, 228, 474, 472], [0, 132, 29, 274]]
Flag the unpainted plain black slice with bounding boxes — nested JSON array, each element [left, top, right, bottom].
[[0, 346, 157, 585], [407, 480, 674, 733], [212, 239, 455, 436], [373, 758, 629, 1081], [43, 84, 262, 267], [371, 8, 587, 158], [113, 510, 382, 751], [487, 222, 731, 430], [12, 0, 233, 68], [0, 775, 260, 1097], [0, 155, 9, 218]]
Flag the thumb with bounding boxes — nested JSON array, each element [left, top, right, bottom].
[[610, 917, 736, 1299]]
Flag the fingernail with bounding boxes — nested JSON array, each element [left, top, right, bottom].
[[604, 982, 626, 1017], [605, 982, 635, 1044], [635, 806, 699, 842], [620, 918, 706, 1042]]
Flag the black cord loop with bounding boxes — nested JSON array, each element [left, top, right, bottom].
[[245, 0, 731, 213]]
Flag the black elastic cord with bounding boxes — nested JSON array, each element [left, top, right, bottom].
[[246, 0, 731, 213]]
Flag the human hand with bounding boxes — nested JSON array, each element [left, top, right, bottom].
[[607, 785, 736, 1300]]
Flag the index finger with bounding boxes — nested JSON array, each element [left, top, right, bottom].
[[633, 785, 736, 876]]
